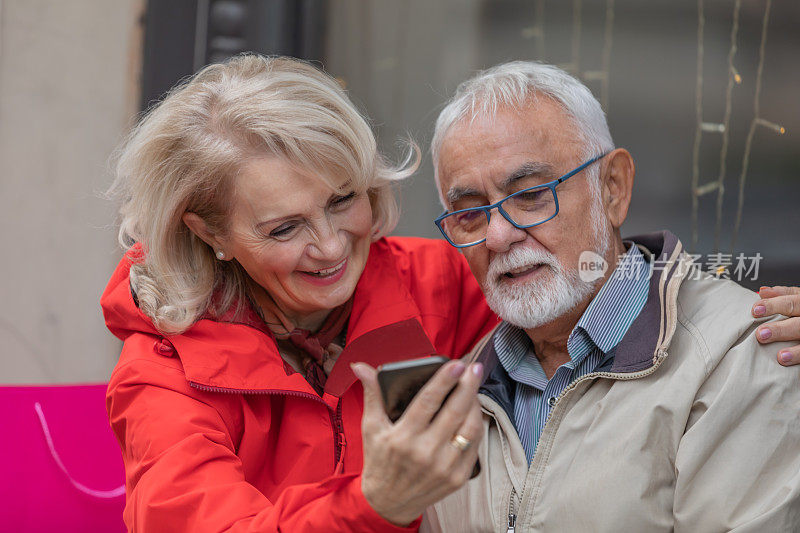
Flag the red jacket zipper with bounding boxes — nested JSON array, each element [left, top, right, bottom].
[[332, 400, 347, 475], [189, 382, 346, 474]]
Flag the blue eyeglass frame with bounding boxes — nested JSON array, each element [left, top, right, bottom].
[[434, 152, 609, 248]]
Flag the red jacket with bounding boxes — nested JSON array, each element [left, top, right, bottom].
[[102, 236, 498, 532]]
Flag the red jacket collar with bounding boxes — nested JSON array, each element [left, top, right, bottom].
[[101, 239, 437, 397]]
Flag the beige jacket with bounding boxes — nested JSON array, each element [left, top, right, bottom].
[[423, 231, 800, 532]]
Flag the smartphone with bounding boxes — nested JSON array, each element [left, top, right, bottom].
[[377, 356, 449, 422], [376, 356, 481, 478]]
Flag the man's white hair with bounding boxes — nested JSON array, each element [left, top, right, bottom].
[[431, 61, 615, 203]]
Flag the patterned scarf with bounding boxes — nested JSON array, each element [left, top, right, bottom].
[[252, 286, 352, 396]]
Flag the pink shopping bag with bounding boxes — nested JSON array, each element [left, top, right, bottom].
[[0, 384, 125, 532]]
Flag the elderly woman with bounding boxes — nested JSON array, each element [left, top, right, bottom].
[[103, 55, 497, 531]]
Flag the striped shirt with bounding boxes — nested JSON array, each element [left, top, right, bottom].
[[494, 245, 650, 463]]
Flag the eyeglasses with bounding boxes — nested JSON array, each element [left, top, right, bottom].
[[435, 153, 608, 248]]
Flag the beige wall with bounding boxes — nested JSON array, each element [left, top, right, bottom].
[[0, 0, 142, 383]]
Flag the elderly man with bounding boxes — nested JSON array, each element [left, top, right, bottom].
[[420, 62, 800, 532]]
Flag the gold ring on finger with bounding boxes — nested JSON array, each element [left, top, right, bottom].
[[450, 433, 472, 452]]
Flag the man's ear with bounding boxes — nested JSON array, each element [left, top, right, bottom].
[[182, 212, 226, 254], [601, 148, 635, 230]]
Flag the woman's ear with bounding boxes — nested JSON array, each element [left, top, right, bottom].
[[182, 212, 227, 256], [367, 192, 384, 242], [370, 216, 383, 242], [601, 148, 635, 230]]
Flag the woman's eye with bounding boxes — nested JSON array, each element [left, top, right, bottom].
[[269, 223, 297, 239], [331, 192, 356, 208]]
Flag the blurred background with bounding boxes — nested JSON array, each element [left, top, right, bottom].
[[1, 0, 798, 384]]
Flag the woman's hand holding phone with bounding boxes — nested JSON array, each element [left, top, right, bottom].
[[352, 359, 484, 527]]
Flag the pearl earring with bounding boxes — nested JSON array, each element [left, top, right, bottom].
[[215, 250, 225, 260]]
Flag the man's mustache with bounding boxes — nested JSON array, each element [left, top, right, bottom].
[[487, 247, 560, 282]]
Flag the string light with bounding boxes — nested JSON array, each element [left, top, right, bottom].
[[690, 0, 743, 253], [712, 0, 742, 253], [690, 0, 782, 254], [701, 122, 726, 133], [731, 0, 782, 253], [731, 66, 742, 84], [690, 0, 706, 251], [755, 118, 786, 135]]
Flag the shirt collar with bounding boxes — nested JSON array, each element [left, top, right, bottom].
[[494, 321, 532, 370], [567, 244, 649, 357]]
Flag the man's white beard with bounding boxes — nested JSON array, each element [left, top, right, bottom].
[[482, 204, 611, 330]]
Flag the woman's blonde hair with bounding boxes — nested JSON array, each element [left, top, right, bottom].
[[109, 54, 418, 335]]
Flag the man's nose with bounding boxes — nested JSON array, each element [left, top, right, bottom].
[[484, 211, 527, 253]]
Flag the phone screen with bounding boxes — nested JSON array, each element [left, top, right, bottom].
[[377, 356, 449, 422]]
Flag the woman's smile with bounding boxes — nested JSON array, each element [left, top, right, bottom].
[[297, 258, 349, 286]]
